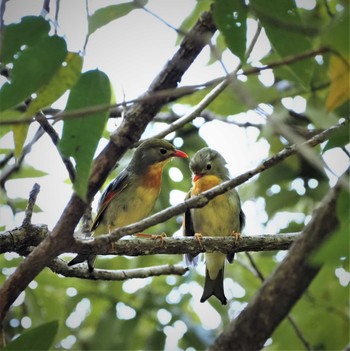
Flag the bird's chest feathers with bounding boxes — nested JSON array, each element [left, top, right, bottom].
[[192, 175, 221, 195], [127, 162, 167, 216], [106, 163, 166, 228], [191, 175, 236, 236], [140, 160, 168, 189]]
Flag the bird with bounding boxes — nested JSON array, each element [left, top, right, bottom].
[[68, 138, 188, 272], [184, 147, 245, 305]]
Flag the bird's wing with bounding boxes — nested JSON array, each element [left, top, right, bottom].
[[239, 207, 246, 232], [183, 191, 200, 266], [91, 169, 129, 232], [184, 191, 195, 238]]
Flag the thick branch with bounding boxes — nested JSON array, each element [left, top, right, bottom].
[[0, 8, 217, 324], [1, 226, 300, 256], [208, 178, 343, 351]]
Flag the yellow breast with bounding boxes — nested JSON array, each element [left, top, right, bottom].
[[192, 175, 221, 195]]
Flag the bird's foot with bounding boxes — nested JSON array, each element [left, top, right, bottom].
[[134, 232, 167, 246], [230, 231, 241, 245], [194, 233, 204, 248]]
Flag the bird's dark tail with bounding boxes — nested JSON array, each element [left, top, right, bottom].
[[200, 268, 227, 305], [68, 254, 96, 273]]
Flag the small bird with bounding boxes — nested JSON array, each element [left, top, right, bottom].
[[68, 138, 188, 272], [184, 147, 245, 305]]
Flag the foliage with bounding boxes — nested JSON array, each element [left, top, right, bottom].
[[0, 0, 349, 350]]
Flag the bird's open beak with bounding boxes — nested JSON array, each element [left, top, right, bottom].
[[173, 149, 188, 158]]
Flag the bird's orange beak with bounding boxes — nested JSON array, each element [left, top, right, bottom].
[[193, 174, 202, 182], [174, 149, 188, 158]]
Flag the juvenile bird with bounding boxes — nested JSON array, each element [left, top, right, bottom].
[[69, 138, 188, 272], [184, 147, 245, 305]]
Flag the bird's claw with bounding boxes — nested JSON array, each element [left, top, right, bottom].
[[134, 232, 167, 247], [194, 233, 204, 248], [231, 231, 241, 245]]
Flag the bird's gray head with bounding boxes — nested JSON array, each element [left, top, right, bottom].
[[130, 138, 187, 173], [190, 147, 229, 180]]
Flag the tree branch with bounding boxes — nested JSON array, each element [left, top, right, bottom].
[[0, 47, 331, 127], [0, 126, 45, 187], [1, 225, 300, 257], [48, 259, 188, 281], [35, 112, 76, 182], [21, 183, 40, 227], [208, 176, 343, 351], [0, 8, 217, 324]]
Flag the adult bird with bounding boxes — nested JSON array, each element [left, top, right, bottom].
[[68, 138, 188, 272], [184, 147, 245, 305]]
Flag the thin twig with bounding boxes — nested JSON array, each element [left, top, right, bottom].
[[141, 6, 185, 35], [48, 258, 188, 280], [54, 0, 60, 35], [323, 0, 335, 18], [0, 126, 45, 187], [42, 0, 50, 14], [22, 183, 41, 227], [0, 47, 331, 127], [35, 112, 76, 182], [150, 24, 265, 140], [0, 0, 9, 29]]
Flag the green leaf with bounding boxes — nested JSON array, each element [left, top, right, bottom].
[[322, 10, 350, 57], [13, 124, 29, 158], [0, 16, 50, 64], [0, 110, 22, 138], [0, 35, 67, 111], [8, 164, 47, 180], [88, 1, 147, 36], [250, 0, 314, 87], [0, 110, 30, 158], [59, 70, 112, 200], [26, 52, 83, 116], [3, 320, 59, 351], [8, 197, 42, 213], [213, 0, 247, 62]]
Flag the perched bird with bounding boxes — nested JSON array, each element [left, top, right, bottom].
[[69, 138, 188, 272], [184, 147, 245, 305]]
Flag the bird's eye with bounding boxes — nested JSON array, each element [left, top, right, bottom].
[[206, 163, 212, 170], [160, 148, 167, 155]]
